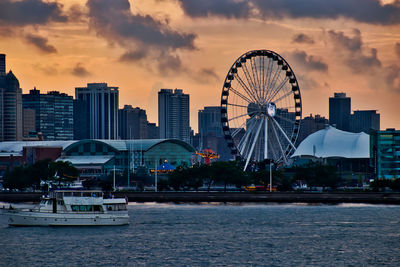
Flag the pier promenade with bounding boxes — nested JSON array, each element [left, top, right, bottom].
[[1, 192, 400, 204]]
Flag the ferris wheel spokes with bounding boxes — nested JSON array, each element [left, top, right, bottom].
[[230, 86, 254, 104], [244, 116, 265, 170], [271, 117, 297, 150]]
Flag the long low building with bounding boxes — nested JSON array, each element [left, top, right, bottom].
[[0, 139, 195, 178], [291, 125, 371, 180], [292, 125, 369, 159]]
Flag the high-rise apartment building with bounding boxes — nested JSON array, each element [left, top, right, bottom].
[[75, 83, 119, 140], [22, 108, 36, 137], [297, 114, 329, 145], [147, 122, 159, 139], [329, 92, 351, 131], [350, 110, 380, 133], [118, 105, 148, 139], [197, 106, 232, 161], [0, 54, 23, 141], [22, 88, 73, 140], [198, 106, 223, 138], [158, 89, 190, 143]]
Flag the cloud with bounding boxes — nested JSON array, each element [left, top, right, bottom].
[[327, 29, 362, 52], [32, 63, 59, 76], [71, 63, 91, 77], [325, 28, 400, 93], [327, 29, 381, 73], [86, 0, 196, 76], [86, 0, 196, 51], [157, 54, 183, 75], [199, 68, 219, 81], [395, 42, 400, 58], [0, 0, 66, 27], [24, 33, 57, 53], [176, 0, 400, 25], [385, 64, 400, 93], [289, 50, 328, 72], [119, 50, 148, 62], [177, 0, 252, 19], [292, 33, 315, 44]]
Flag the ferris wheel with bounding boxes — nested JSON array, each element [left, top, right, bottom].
[[220, 50, 302, 170]]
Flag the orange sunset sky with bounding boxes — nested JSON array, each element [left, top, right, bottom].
[[1, 0, 400, 132]]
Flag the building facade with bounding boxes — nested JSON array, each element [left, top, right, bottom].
[[350, 110, 380, 133], [158, 89, 190, 143], [329, 92, 351, 131], [297, 114, 329, 145], [370, 129, 400, 179], [22, 108, 36, 137], [196, 106, 232, 161], [198, 106, 223, 138], [22, 88, 73, 140], [0, 54, 23, 141], [119, 105, 148, 139], [75, 83, 119, 140]]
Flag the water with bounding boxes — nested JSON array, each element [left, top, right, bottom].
[[0, 203, 400, 266]]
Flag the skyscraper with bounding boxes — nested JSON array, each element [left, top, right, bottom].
[[329, 92, 351, 131], [118, 105, 148, 139], [0, 54, 23, 141], [196, 106, 232, 161], [22, 88, 74, 140], [75, 83, 119, 140], [198, 106, 223, 138], [297, 114, 329, 145], [158, 89, 190, 143], [350, 110, 380, 133]]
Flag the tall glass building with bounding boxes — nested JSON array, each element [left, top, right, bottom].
[[158, 89, 190, 143], [0, 54, 23, 141], [370, 129, 400, 179], [22, 88, 73, 140], [329, 92, 351, 131], [75, 83, 119, 140]]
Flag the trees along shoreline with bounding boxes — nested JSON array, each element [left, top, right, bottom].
[[3, 159, 79, 191]]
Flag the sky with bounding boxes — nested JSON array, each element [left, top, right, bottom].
[[1, 0, 400, 132]]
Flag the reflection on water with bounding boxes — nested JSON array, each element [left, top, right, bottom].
[[0, 203, 399, 266]]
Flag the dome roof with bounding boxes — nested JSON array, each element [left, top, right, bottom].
[[292, 126, 370, 158]]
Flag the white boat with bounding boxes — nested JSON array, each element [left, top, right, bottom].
[[2, 190, 129, 226]]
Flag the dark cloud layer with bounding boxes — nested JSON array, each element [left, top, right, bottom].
[[290, 50, 328, 72], [178, 0, 252, 19], [292, 33, 315, 44], [0, 0, 66, 26], [176, 0, 400, 25], [24, 33, 57, 53]]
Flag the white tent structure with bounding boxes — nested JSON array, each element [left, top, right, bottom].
[[292, 126, 370, 159]]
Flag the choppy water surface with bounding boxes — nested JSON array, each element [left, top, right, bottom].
[[0, 203, 400, 266]]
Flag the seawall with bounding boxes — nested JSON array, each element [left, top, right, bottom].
[[1, 192, 400, 204]]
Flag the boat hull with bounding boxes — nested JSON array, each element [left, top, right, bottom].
[[5, 211, 129, 226]]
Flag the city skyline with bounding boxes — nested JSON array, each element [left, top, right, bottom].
[[1, 0, 400, 132]]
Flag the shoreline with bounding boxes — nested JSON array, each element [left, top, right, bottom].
[[1, 192, 400, 204]]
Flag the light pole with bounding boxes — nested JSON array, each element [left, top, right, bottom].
[[154, 159, 158, 192], [269, 160, 273, 192]]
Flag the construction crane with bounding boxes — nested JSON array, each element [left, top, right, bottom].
[[196, 148, 220, 165]]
